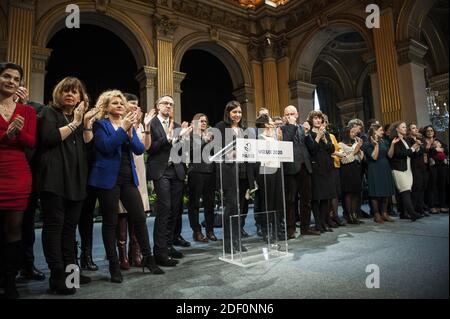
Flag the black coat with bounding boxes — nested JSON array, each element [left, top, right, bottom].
[[146, 117, 186, 181], [214, 121, 255, 191], [187, 131, 214, 174], [389, 138, 414, 172], [281, 124, 312, 175]]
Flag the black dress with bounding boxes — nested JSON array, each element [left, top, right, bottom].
[[339, 141, 363, 194], [305, 131, 336, 200]]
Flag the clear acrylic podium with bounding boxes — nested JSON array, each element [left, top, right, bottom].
[[210, 138, 293, 267]]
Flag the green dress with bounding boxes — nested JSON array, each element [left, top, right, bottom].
[[364, 139, 396, 197]]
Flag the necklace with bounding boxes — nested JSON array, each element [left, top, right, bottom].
[[0, 102, 15, 121]]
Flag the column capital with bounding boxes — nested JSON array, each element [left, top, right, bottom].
[[337, 97, 364, 125], [8, 0, 35, 10], [31, 46, 52, 73], [233, 85, 255, 105], [289, 81, 316, 100], [136, 66, 158, 89], [154, 14, 178, 41], [397, 39, 428, 67], [173, 71, 186, 93], [248, 34, 288, 62]]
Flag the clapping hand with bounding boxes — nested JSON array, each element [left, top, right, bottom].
[[144, 109, 156, 129], [303, 121, 311, 133], [179, 121, 193, 138], [391, 137, 401, 144], [14, 87, 29, 104], [73, 102, 87, 125], [286, 115, 297, 125], [6, 115, 24, 138], [370, 135, 378, 145]]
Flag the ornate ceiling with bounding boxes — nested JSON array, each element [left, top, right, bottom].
[[228, 0, 290, 9]]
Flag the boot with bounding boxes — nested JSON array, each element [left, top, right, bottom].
[[109, 263, 123, 283], [2, 241, 22, 299], [373, 212, 385, 224], [382, 212, 394, 222], [48, 268, 76, 295], [142, 255, 164, 275], [80, 250, 99, 271], [117, 216, 130, 270], [128, 232, 142, 268]]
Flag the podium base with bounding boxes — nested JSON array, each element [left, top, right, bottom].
[[219, 250, 293, 268]]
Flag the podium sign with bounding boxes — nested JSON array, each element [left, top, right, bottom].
[[235, 138, 294, 163]]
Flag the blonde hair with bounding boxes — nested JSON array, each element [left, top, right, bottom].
[[94, 90, 128, 120]]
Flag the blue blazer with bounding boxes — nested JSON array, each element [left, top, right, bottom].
[[88, 119, 144, 190]]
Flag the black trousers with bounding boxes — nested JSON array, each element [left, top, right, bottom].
[[284, 166, 312, 235], [40, 192, 83, 271], [153, 166, 184, 257], [78, 186, 98, 254], [256, 167, 283, 235], [97, 182, 151, 265], [238, 178, 250, 228], [430, 165, 448, 208], [22, 192, 39, 268], [188, 172, 215, 233], [412, 167, 428, 214]]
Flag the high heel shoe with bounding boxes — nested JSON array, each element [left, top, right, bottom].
[[142, 255, 165, 275]]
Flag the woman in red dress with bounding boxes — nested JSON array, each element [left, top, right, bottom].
[[0, 62, 36, 299]]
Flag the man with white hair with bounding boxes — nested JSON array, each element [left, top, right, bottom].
[[281, 105, 319, 238]]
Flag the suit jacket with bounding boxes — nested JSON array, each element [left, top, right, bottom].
[[88, 119, 144, 189], [305, 131, 334, 176], [146, 117, 186, 181], [281, 124, 312, 174], [389, 137, 414, 172]]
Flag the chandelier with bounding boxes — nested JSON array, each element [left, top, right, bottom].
[[426, 88, 449, 132]]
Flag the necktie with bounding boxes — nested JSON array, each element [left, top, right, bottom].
[[163, 120, 169, 134]]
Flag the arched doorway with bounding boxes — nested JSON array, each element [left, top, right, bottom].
[[44, 25, 139, 104], [180, 49, 235, 125]]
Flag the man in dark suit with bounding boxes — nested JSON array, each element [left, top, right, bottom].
[[146, 95, 192, 267], [282, 105, 319, 238]]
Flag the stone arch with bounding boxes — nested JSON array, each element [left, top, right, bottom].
[[356, 65, 369, 98], [312, 75, 345, 102], [34, 2, 155, 66], [173, 32, 253, 89], [290, 14, 374, 82], [396, 0, 438, 43], [422, 16, 449, 75], [316, 52, 354, 99]]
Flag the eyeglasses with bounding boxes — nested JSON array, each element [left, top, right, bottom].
[[159, 101, 174, 106]]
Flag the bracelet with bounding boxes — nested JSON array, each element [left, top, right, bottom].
[[83, 128, 93, 132], [143, 131, 150, 135], [67, 124, 75, 132]]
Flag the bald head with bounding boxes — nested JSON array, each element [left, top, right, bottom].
[[284, 105, 298, 119]]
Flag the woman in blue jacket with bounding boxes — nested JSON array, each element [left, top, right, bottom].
[[88, 90, 163, 283]]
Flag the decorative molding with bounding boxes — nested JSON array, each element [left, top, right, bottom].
[[154, 14, 178, 40], [173, 71, 187, 93], [94, 0, 110, 14], [136, 66, 158, 89], [430, 73, 449, 93], [362, 52, 377, 74], [397, 39, 428, 66], [247, 34, 288, 61], [31, 46, 52, 73], [285, 0, 336, 30], [209, 26, 220, 42], [336, 97, 364, 113], [172, 0, 250, 35], [289, 80, 316, 100]]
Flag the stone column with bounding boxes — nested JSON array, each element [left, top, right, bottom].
[[337, 97, 364, 126], [173, 71, 186, 123], [372, 8, 403, 124], [136, 66, 158, 112], [6, 0, 34, 88], [276, 36, 289, 115], [233, 86, 256, 127], [248, 41, 265, 115], [262, 38, 280, 118], [288, 80, 316, 122], [154, 15, 177, 97], [397, 39, 429, 126], [362, 53, 382, 122]]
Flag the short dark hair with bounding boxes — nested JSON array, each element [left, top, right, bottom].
[[0, 62, 24, 81], [421, 125, 436, 138], [307, 110, 325, 128], [340, 126, 353, 145], [123, 93, 139, 102], [255, 114, 270, 129], [223, 100, 243, 127]]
